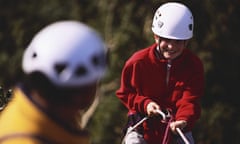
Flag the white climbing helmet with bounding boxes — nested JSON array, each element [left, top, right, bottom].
[[22, 21, 107, 87], [152, 2, 194, 40]]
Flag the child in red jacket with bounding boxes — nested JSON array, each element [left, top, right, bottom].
[[116, 2, 204, 144]]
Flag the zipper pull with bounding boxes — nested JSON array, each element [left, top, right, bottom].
[[166, 60, 172, 85]]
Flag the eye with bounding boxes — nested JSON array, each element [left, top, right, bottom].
[[176, 40, 182, 43]]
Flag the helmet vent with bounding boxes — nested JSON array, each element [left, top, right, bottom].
[[75, 65, 87, 76], [189, 24, 193, 31], [54, 63, 67, 75], [158, 21, 164, 29], [92, 53, 106, 68], [32, 52, 37, 58], [92, 55, 100, 67]]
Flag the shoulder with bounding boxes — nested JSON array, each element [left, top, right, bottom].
[[126, 44, 157, 66], [182, 49, 204, 72], [183, 49, 203, 64]]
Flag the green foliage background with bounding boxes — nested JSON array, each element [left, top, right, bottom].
[[0, 0, 240, 144]]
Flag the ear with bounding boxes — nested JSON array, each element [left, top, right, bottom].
[[154, 35, 159, 44]]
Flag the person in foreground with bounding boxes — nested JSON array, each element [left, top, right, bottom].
[[0, 20, 108, 144], [116, 2, 204, 144]]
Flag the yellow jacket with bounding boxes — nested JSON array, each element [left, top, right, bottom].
[[0, 87, 90, 144]]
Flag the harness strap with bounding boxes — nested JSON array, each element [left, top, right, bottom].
[[162, 115, 174, 144]]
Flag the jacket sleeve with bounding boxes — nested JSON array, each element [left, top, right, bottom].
[[175, 59, 204, 131], [116, 61, 152, 114]]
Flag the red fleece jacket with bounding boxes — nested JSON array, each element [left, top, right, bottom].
[[116, 43, 204, 143]]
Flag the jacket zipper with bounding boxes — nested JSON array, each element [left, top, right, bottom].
[[155, 46, 172, 86], [166, 60, 172, 86]]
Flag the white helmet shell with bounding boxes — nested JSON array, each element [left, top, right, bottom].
[[22, 21, 107, 87], [152, 2, 193, 40]]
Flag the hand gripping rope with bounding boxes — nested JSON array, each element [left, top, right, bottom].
[[122, 109, 190, 144], [155, 110, 190, 144]]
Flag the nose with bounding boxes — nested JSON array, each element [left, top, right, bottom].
[[166, 42, 174, 50], [160, 38, 178, 50], [167, 43, 173, 49]]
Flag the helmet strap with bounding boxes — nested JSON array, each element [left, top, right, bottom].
[[156, 37, 164, 56]]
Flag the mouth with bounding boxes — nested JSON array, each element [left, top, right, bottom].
[[164, 49, 176, 55]]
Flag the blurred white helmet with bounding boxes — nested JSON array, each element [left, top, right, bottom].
[[22, 21, 107, 87], [152, 2, 193, 40]]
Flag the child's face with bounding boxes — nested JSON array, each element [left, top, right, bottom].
[[155, 36, 187, 60]]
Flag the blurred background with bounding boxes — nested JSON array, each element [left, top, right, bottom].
[[0, 0, 240, 143]]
